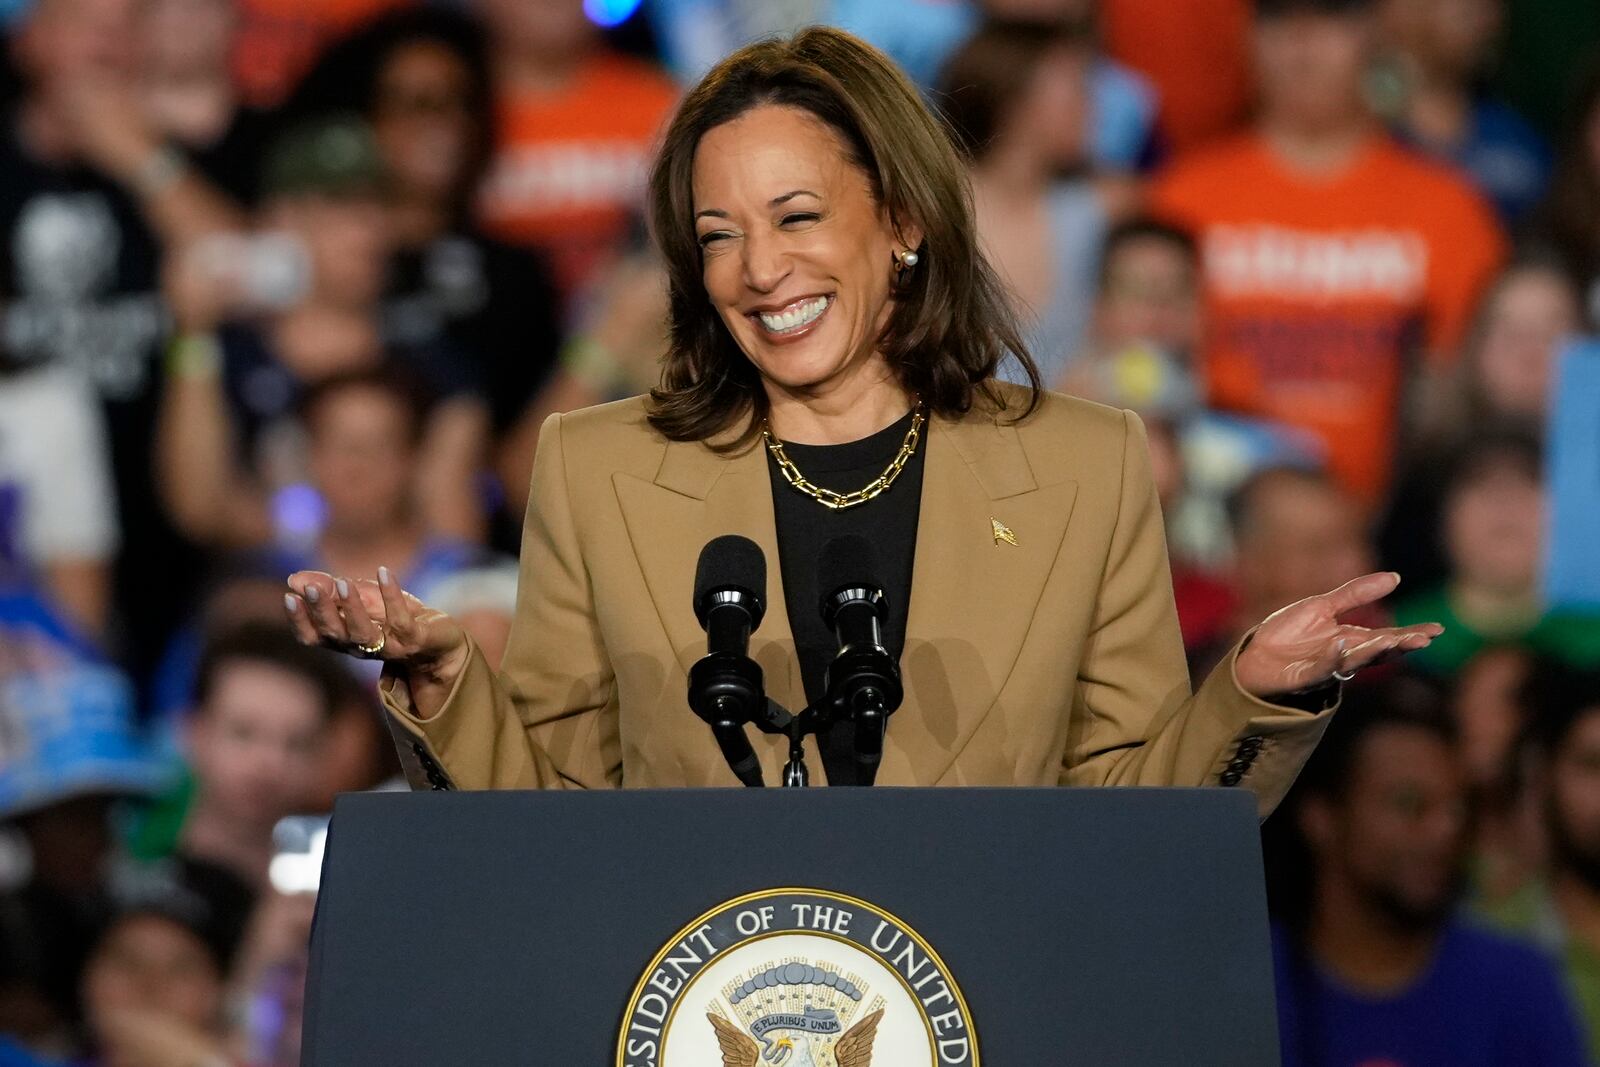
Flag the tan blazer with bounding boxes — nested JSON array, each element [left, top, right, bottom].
[[382, 384, 1333, 816]]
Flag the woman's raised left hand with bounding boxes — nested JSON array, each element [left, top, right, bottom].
[[1233, 572, 1444, 700]]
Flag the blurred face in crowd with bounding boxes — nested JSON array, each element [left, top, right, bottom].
[[1453, 645, 1531, 788], [190, 659, 327, 830], [1471, 266, 1580, 421], [306, 385, 417, 535], [137, 0, 234, 76], [1304, 724, 1468, 928], [1547, 708, 1600, 891], [264, 193, 390, 311], [1254, 10, 1373, 133], [475, 0, 591, 62], [693, 105, 918, 405], [372, 40, 478, 205], [1378, 0, 1499, 78], [82, 915, 222, 1042], [1006, 44, 1092, 171], [1234, 471, 1373, 613], [1443, 456, 1543, 596], [13, 0, 136, 90], [1094, 235, 1201, 354]]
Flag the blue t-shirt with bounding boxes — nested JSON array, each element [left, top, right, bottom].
[[1394, 98, 1551, 225], [0, 1036, 55, 1066], [1273, 919, 1587, 1067], [997, 180, 1107, 387]]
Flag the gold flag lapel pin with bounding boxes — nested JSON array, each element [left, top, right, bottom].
[[991, 517, 1018, 546]]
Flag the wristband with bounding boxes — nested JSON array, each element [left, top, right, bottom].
[[131, 143, 187, 197], [167, 333, 223, 380]]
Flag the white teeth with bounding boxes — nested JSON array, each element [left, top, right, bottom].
[[757, 296, 828, 333]]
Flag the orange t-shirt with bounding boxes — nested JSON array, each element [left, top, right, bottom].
[[1101, 0, 1254, 152], [476, 54, 679, 307], [1148, 133, 1506, 504]]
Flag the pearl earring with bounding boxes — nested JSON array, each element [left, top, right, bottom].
[[895, 249, 920, 270]]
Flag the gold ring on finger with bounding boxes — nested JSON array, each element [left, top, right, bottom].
[[354, 630, 387, 657]]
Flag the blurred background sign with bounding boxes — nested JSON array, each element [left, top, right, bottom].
[[1546, 340, 1600, 611]]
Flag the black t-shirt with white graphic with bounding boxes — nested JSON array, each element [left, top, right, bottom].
[[382, 231, 564, 434], [0, 117, 190, 678]]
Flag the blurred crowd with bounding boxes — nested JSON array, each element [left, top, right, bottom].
[[0, 0, 1598, 1063]]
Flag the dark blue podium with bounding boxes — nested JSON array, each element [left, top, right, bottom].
[[303, 787, 1280, 1065]]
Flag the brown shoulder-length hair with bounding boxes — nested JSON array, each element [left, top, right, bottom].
[[646, 26, 1040, 447]]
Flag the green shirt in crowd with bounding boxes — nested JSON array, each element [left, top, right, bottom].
[[123, 768, 195, 861], [1393, 586, 1600, 676]]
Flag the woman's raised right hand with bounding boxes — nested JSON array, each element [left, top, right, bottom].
[[285, 567, 470, 718]]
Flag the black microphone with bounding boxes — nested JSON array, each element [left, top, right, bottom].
[[817, 535, 904, 785], [687, 535, 768, 787]]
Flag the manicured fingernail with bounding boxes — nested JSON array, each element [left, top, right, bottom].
[[336, 578, 349, 599], [284, 594, 298, 613], [378, 566, 391, 586], [305, 585, 320, 603], [1389, 572, 1402, 583]]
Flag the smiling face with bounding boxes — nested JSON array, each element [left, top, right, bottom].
[[692, 104, 918, 408]]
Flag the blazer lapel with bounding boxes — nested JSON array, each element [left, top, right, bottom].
[[613, 435, 802, 722], [888, 409, 1079, 783], [612, 403, 1079, 786]]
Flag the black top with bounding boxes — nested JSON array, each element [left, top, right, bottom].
[[766, 409, 925, 785], [185, 105, 278, 207], [382, 232, 564, 434], [0, 115, 189, 678]]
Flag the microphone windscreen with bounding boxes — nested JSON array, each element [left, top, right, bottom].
[[694, 535, 766, 607], [817, 534, 878, 599]]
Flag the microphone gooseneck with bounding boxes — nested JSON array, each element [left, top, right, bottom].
[[816, 535, 904, 785], [688, 535, 769, 787]]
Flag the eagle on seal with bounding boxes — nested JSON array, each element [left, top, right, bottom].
[[708, 1008, 883, 1067]]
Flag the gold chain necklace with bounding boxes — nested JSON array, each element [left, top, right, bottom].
[[761, 404, 926, 511]]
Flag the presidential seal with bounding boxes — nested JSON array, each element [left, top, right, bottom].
[[617, 888, 977, 1067]]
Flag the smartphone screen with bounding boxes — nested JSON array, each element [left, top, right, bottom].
[[268, 813, 330, 896]]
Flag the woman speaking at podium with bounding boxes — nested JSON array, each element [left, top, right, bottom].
[[283, 28, 1440, 812]]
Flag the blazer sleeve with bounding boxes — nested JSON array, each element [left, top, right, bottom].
[[379, 412, 621, 790], [1060, 409, 1334, 818]]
